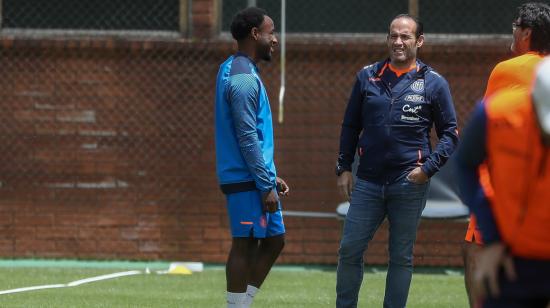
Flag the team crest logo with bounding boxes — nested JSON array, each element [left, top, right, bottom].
[[411, 80, 424, 93]]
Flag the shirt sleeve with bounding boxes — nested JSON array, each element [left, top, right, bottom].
[[228, 73, 276, 193], [455, 102, 500, 243], [338, 73, 364, 171], [421, 76, 459, 177]]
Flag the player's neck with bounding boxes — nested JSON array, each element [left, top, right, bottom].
[[390, 59, 416, 71], [237, 43, 258, 64]]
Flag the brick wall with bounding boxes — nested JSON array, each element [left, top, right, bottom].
[[0, 34, 511, 266], [192, 0, 219, 39]]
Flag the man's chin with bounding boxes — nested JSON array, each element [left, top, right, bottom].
[[390, 57, 408, 65]]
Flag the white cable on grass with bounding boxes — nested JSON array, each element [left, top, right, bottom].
[[66, 270, 142, 287], [0, 262, 202, 295], [0, 284, 66, 295], [0, 270, 142, 295]]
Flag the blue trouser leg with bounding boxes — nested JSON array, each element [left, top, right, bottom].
[[383, 178, 429, 308], [336, 179, 386, 308]]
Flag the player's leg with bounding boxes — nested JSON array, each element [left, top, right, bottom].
[[336, 178, 386, 308], [384, 177, 429, 308], [227, 237, 258, 292], [225, 191, 262, 306], [463, 241, 480, 307], [245, 191, 286, 305], [464, 216, 483, 307], [247, 233, 285, 288]]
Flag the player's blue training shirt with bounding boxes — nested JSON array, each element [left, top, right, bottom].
[[215, 52, 277, 194], [338, 59, 459, 184]]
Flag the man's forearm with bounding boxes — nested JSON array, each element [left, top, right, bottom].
[[237, 134, 275, 192]]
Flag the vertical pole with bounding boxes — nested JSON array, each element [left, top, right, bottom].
[[179, 0, 189, 37], [278, 0, 286, 124], [212, 0, 220, 35], [247, 0, 257, 7], [0, 0, 4, 29], [408, 0, 419, 18]]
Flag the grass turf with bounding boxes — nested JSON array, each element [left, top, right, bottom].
[[0, 266, 468, 307]]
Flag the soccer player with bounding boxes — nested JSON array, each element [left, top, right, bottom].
[[456, 56, 550, 308], [335, 14, 458, 308], [214, 7, 289, 308], [462, 3, 550, 306]]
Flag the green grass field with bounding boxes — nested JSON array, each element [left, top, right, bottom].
[[0, 264, 469, 307]]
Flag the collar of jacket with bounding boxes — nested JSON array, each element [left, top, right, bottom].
[[375, 58, 429, 79]]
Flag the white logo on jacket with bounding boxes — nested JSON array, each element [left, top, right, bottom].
[[401, 104, 422, 121], [404, 94, 424, 103], [411, 80, 424, 93]]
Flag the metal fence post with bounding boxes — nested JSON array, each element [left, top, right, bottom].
[[409, 0, 419, 18], [180, 0, 192, 38]]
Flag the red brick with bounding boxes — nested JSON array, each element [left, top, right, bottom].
[[15, 239, 56, 252], [0, 239, 14, 253], [139, 241, 161, 253], [303, 242, 338, 255], [56, 239, 79, 251], [36, 227, 78, 239], [0, 213, 14, 226], [96, 215, 138, 227], [78, 240, 98, 253], [203, 227, 229, 240], [15, 214, 54, 226], [97, 240, 138, 254]]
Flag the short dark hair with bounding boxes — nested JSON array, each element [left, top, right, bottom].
[[389, 14, 424, 38], [230, 7, 267, 41], [516, 2, 550, 54]]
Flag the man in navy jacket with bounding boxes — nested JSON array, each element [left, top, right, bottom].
[[335, 14, 458, 308]]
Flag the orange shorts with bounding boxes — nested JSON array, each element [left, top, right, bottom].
[[465, 214, 483, 244]]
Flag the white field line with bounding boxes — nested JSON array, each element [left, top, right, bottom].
[[0, 270, 142, 295]]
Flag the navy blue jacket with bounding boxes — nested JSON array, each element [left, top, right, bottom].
[[338, 59, 459, 184]]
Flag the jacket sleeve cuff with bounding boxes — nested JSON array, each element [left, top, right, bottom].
[[337, 155, 353, 171], [257, 181, 276, 194], [420, 163, 436, 178]]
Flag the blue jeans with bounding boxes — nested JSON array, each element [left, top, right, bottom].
[[336, 177, 429, 308]]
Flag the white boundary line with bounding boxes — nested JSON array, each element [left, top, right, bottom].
[[0, 270, 142, 295]]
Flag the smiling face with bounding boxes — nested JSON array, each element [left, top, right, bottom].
[[254, 15, 278, 62], [387, 17, 424, 69]]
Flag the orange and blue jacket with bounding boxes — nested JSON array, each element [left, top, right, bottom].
[[457, 87, 550, 259], [466, 52, 544, 243]]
